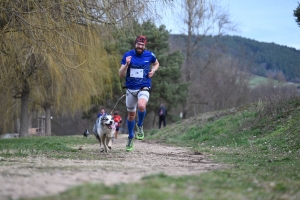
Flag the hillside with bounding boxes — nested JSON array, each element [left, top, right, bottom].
[[168, 34, 300, 83]]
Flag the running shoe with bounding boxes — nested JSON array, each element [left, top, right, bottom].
[[126, 138, 134, 151], [136, 125, 144, 140]]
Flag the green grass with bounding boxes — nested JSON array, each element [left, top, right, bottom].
[[0, 135, 100, 160], [4, 93, 300, 200]]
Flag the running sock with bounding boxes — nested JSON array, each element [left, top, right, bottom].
[[127, 119, 135, 139], [137, 110, 146, 127]]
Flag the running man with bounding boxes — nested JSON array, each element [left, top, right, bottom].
[[119, 35, 159, 151]]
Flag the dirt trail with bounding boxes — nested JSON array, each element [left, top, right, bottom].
[[0, 134, 226, 200]]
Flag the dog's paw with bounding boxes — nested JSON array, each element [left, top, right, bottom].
[[100, 148, 105, 152]]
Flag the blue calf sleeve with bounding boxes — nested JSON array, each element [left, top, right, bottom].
[[127, 119, 135, 139], [137, 110, 146, 127]]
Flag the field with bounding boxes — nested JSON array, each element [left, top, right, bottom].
[[248, 75, 300, 88]]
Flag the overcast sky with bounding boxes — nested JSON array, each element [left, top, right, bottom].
[[158, 0, 300, 49]]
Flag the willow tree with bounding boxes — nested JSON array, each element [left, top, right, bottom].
[[0, 0, 173, 136]]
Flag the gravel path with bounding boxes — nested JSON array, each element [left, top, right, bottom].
[[0, 134, 226, 200]]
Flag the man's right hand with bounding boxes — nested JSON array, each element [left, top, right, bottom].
[[119, 56, 132, 77], [126, 56, 132, 65]]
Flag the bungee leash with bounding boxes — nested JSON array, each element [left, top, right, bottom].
[[110, 94, 126, 114]]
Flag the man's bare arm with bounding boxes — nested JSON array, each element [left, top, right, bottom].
[[148, 59, 159, 78]]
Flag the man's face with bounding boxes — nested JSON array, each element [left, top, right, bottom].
[[135, 42, 145, 54]]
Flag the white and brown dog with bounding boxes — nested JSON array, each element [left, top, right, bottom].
[[92, 115, 115, 153]]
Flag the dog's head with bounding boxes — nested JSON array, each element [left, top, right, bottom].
[[83, 129, 89, 137], [100, 115, 114, 129]]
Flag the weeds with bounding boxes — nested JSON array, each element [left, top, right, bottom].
[[252, 90, 300, 131]]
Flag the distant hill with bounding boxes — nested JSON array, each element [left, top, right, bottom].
[[168, 34, 300, 83]]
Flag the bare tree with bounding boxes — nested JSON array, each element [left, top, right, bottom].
[[176, 0, 237, 118], [194, 54, 251, 113]]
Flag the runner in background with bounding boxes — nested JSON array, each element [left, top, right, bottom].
[[158, 103, 167, 128], [113, 111, 122, 139]]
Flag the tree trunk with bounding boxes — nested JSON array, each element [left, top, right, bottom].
[[182, 104, 188, 119], [152, 112, 157, 128], [28, 111, 32, 129], [14, 118, 20, 134], [44, 105, 52, 136], [19, 88, 29, 137]]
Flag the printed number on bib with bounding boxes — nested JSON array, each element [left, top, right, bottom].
[[130, 69, 143, 78]]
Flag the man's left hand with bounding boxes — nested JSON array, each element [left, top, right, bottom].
[[148, 69, 155, 78]]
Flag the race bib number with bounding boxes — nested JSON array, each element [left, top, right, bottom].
[[130, 68, 143, 78]]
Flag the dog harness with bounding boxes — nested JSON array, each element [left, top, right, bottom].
[[123, 86, 151, 97], [124, 87, 151, 111]]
